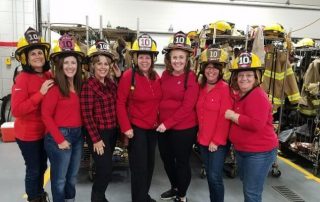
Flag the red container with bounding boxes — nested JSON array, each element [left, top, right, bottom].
[[1, 122, 15, 142]]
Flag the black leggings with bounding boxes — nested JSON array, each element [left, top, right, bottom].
[[128, 125, 158, 202], [86, 128, 118, 202], [158, 126, 197, 197]]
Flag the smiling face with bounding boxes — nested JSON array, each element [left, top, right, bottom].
[[62, 56, 78, 79], [204, 63, 222, 84], [93, 55, 111, 82], [27, 48, 45, 72], [237, 70, 256, 93], [137, 53, 152, 74], [170, 49, 188, 75]]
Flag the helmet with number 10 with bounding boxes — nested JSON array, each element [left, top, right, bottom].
[[230, 52, 263, 72], [163, 31, 193, 54]]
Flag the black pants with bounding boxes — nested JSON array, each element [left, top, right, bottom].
[[128, 125, 158, 202], [158, 126, 197, 198], [86, 128, 118, 202]]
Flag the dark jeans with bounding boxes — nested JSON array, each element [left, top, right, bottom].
[[200, 143, 230, 202], [158, 126, 197, 198], [16, 138, 47, 201], [236, 148, 277, 202], [45, 127, 83, 202], [128, 125, 158, 202], [86, 128, 118, 202]]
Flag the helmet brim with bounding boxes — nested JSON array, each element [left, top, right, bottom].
[[130, 50, 159, 56], [15, 42, 51, 62], [50, 51, 85, 62], [229, 67, 264, 72], [163, 45, 193, 53], [88, 51, 117, 62]]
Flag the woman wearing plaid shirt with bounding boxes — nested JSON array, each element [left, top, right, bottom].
[[80, 40, 121, 202]]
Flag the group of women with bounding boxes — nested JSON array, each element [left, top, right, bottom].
[[12, 27, 278, 202]]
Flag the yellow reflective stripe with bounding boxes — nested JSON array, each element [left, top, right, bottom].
[[263, 68, 294, 80], [287, 93, 301, 102], [299, 108, 317, 116], [268, 96, 284, 104], [312, 99, 320, 106]]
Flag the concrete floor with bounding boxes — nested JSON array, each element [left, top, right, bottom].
[[1, 141, 320, 202]]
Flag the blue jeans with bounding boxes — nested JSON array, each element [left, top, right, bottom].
[[236, 148, 277, 202], [16, 138, 47, 201], [45, 127, 83, 202], [200, 143, 230, 202]]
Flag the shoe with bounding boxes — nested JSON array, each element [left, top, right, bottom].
[[174, 196, 187, 202], [160, 188, 177, 200]]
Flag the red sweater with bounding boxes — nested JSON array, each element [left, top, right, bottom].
[[229, 87, 279, 152], [11, 71, 51, 141], [117, 69, 162, 133], [41, 86, 82, 144], [159, 70, 199, 130], [197, 80, 232, 146]]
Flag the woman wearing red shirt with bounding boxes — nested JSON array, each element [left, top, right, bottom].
[[196, 47, 232, 202], [41, 34, 84, 202], [225, 52, 278, 202], [80, 40, 121, 202], [12, 27, 53, 202], [117, 34, 162, 202], [156, 31, 199, 202]]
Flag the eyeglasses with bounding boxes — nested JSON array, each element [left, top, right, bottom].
[[237, 73, 255, 79]]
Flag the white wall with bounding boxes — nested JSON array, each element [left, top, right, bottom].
[[47, 0, 320, 65], [0, 0, 36, 98]]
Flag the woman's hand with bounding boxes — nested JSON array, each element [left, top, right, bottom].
[[156, 123, 167, 133], [93, 140, 105, 155], [208, 142, 218, 152], [40, 79, 54, 95], [124, 129, 134, 139], [225, 109, 239, 123], [112, 63, 122, 78], [58, 140, 71, 150]]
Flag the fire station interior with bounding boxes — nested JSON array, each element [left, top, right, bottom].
[[1, 0, 320, 202]]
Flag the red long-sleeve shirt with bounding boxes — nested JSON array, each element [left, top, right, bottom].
[[196, 80, 233, 146], [41, 86, 82, 144], [159, 70, 199, 130], [229, 87, 279, 152], [80, 76, 117, 143], [11, 71, 51, 141], [117, 69, 162, 133]]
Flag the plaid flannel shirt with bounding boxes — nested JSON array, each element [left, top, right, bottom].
[[80, 76, 117, 143]]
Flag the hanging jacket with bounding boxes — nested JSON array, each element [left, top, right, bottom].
[[299, 58, 320, 116], [262, 45, 301, 113]]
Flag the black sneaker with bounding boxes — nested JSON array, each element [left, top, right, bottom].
[[160, 188, 177, 200], [174, 196, 187, 202]]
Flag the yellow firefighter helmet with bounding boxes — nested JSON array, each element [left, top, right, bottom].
[[87, 40, 117, 61], [50, 34, 85, 61], [231, 52, 263, 71], [15, 27, 51, 65]]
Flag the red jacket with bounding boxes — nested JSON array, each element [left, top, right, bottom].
[[197, 80, 232, 146], [41, 86, 82, 144], [117, 69, 162, 133], [11, 71, 51, 141], [229, 87, 279, 152], [159, 70, 199, 130]]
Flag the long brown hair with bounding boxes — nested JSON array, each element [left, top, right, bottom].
[[52, 54, 82, 97]]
